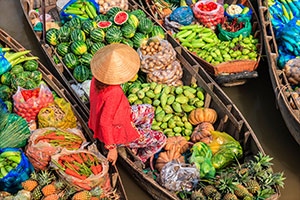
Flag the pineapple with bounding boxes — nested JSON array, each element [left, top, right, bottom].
[[191, 190, 206, 200], [38, 170, 56, 196], [32, 185, 43, 200], [223, 193, 238, 200], [234, 185, 253, 198], [72, 190, 92, 200], [59, 186, 77, 200], [22, 172, 39, 192], [44, 194, 59, 200], [42, 184, 56, 196], [203, 185, 221, 200], [245, 179, 260, 194]]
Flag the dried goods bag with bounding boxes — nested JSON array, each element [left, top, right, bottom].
[[26, 128, 86, 171], [0, 148, 34, 194], [60, 0, 99, 21], [38, 98, 77, 129], [13, 83, 54, 122], [50, 144, 110, 191], [97, 0, 128, 14], [283, 58, 300, 85], [218, 18, 252, 41], [224, 4, 252, 21]]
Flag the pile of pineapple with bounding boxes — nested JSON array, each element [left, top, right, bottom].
[[0, 170, 109, 200], [189, 153, 285, 200]]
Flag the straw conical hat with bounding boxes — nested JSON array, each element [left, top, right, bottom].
[[90, 44, 140, 85]]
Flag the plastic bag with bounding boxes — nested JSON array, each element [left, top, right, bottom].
[[170, 7, 194, 26], [224, 4, 252, 21], [218, 18, 252, 41], [96, 0, 128, 14], [50, 144, 110, 191], [26, 128, 87, 170], [193, 0, 224, 28], [283, 58, 300, 85], [13, 83, 54, 122], [0, 50, 11, 76], [189, 142, 215, 179], [159, 160, 199, 192], [60, 0, 99, 21], [0, 98, 8, 113], [0, 148, 34, 194], [208, 131, 243, 169], [38, 98, 77, 129]]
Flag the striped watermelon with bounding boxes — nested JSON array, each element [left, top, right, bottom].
[[97, 21, 112, 32], [138, 18, 154, 34], [1, 72, 13, 86], [69, 17, 82, 29], [57, 43, 70, 57], [73, 65, 89, 82], [90, 42, 105, 55], [121, 24, 136, 39], [10, 65, 24, 75], [82, 20, 97, 35], [131, 9, 146, 20], [90, 29, 105, 42], [122, 38, 133, 48], [132, 33, 148, 48], [30, 71, 42, 82], [46, 28, 59, 46], [114, 11, 128, 25], [23, 60, 38, 72], [25, 80, 37, 89], [12, 77, 26, 90], [105, 27, 122, 44], [106, 7, 122, 19], [63, 53, 79, 69], [79, 53, 93, 67], [58, 26, 71, 42], [85, 38, 94, 50], [126, 14, 139, 29], [71, 41, 88, 56], [53, 55, 61, 64], [151, 26, 165, 39], [71, 29, 86, 42], [95, 14, 108, 22]]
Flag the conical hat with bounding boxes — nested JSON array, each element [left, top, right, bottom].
[[90, 44, 140, 85]]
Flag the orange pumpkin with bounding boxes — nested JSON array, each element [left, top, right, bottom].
[[188, 108, 217, 125], [155, 150, 185, 172], [190, 122, 214, 144], [164, 136, 189, 154]]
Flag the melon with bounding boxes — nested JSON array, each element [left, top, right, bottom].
[[73, 65, 89, 82], [114, 11, 128, 25], [138, 18, 154, 34], [97, 21, 112, 32], [121, 24, 136, 39], [106, 7, 122, 19], [95, 14, 108, 22], [105, 27, 123, 44]]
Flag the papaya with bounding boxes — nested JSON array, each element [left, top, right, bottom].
[[141, 83, 150, 88], [184, 129, 192, 136], [167, 95, 175, 105], [154, 84, 163, 94], [173, 116, 181, 122], [166, 131, 175, 137], [186, 87, 197, 94], [151, 125, 161, 131], [175, 95, 189, 104], [163, 105, 173, 114], [153, 99, 160, 107], [172, 102, 182, 113], [129, 87, 140, 94], [163, 128, 172, 134], [181, 104, 194, 112], [182, 115, 188, 122], [154, 93, 161, 100], [170, 86, 176, 94], [191, 83, 198, 88]]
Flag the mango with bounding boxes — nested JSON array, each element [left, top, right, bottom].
[[166, 131, 175, 137], [167, 96, 175, 105], [142, 86, 150, 92], [160, 93, 168, 108], [168, 119, 176, 129], [175, 95, 189, 104], [129, 87, 140, 94], [153, 99, 160, 107], [154, 84, 163, 94], [163, 114, 173, 122], [163, 105, 174, 114], [141, 83, 150, 88], [151, 125, 160, 131], [174, 127, 182, 133], [186, 87, 197, 94], [172, 102, 182, 113], [170, 86, 176, 94], [183, 90, 195, 99], [184, 129, 192, 136], [184, 136, 190, 141], [176, 121, 185, 127], [189, 98, 198, 105], [175, 133, 182, 136], [195, 100, 204, 108], [182, 116, 188, 122], [143, 97, 152, 104], [145, 90, 155, 98], [173, 116, 181, 122], [160, 122, 168, 129], [175, 87, 183, 95], [162, 86, 171, 95], [163, 128, 172, 134], [128, 94, 138, 104], [197, 91, 204, 100], [155, 106, 162, 115], [137, 90, 145, 99], [182, 104, 194, 112], [150, 82, 157, 90], [184, 121, 193, 130], [154, 93, 161, 100], [156, 111, 165, 122], [134, 100, 143, 105], [191, 83, 197, 88]]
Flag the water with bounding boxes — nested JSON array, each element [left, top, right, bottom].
[[0, 0, 299, 199]]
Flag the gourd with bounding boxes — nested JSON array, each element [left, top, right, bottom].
[[155, 150, 185, 172], [188, 108, 217, 125], [164, 136, 189, 154], [190, 122, 214, 144]]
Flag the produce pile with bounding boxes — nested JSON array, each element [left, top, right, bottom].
[[61, 0, 99, 20]]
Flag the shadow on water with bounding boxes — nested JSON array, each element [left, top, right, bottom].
[[0, 0, 299, 199]]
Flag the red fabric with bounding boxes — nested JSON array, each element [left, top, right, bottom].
[[89, 78, 140, 148]]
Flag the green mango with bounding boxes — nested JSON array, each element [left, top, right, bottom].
[[128, 94, 138, 104], [183, 90, 195, 99], [176, 121, 185, 127], [163, 105, 174, 114], [170, 86, 176, 94], [168, 119, 176, 129], [174, 127, 182, 133], [173, 116, 181, 122], [175, 95, 189, 104], [151, 125, 161, 131], [160, 93, 168, 108], [184, 129, 192, 136], [146, 90, 155, 98], [182, 104, 194, 112], [155, 106, 162, 115], [184, 121, 193, 130], [184, 136, 190, 141], [191, 83, 197, 88], [175, 86, 183, 95], [183, 86, 190, 90], [142, 86, 150, 92], [143, 97, 152, 104], [129, 87, 140, 94], [166, 131, 175, 137], [150, 82, 157, 90], [141, 83, 150, 88], [162, 85, 171, 95], [197, 91, 204, 100], [154, 93, 161, 100], [156, 111, 165, 122], [153, 99, 160, 107], [182, 116, 188, 122], [163, 114, 173, 122], [186, 87, 197, 94], [134, 100, 143, 105], [160, 122, 168, 129], [195, 100, 204, 108], [154, 84, 163, 94], [137, 90, 145, 99], [163, 128, 172, 134], [167, 95, 175, 105], [172, 102, 182, 113], [189, 98, 198, 105], [175, 133, 182, 136]]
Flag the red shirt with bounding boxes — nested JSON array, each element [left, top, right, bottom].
[[89, 78, 140, 148]]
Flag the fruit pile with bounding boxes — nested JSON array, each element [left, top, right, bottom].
[[0, 151, 21, 179], [220, 17, 245, 32], [63, 0, 98, 20]]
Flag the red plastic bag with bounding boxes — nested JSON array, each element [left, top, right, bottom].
[[13, 83, 53, 122]]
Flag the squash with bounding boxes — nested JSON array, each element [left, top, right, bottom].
[[155, 150, 185, 172], [188, 108, 217, 125], [190, 122, 214, 144], [164, 136, 189, 154]]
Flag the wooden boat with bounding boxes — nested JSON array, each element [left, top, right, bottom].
[[0, 29, 128, 200], [142, 0, 263, 87], [19, 1, 280, 199], [258, 1, 300, 145]]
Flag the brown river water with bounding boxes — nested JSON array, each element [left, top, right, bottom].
[[0, 0, 299, 199]]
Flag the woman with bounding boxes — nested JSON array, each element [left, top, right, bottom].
[[89, 44, 166, 165]]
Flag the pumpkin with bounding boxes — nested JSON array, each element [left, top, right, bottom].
[[188, 108, 217, 125], [155, 150, 185, 172], [164, 136, 189, 154], [191, 122, 214, 144]]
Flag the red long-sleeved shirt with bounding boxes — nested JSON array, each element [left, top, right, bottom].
[[88, 78, 140, 149]]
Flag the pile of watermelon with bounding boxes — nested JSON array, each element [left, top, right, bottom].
[[46, 7, 165, 83]]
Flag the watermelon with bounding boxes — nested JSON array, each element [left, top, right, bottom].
[[122, 38, 134, 48], [82, 20, 97, 35], [138, 18, 154, 34], [95, 14, 108, 22], [131, 9, 146, 20], [132, 33, 148, 48], [4, 101, 12, 113], [105, 27, 122, 44], [57, 43, 70, 57], [46, 28, 59, 46], [10, 65, 24, 75], [90, 29, 105, 43], [71, 29, 86, 42], [23, 60, 38, 72], [79, 53, 93, 67], [85, 38, 94, 50], [97, 21, 112, 32], [151, 26, 165, 39], [106, 7, 122, 19], [90, 42, 105, 55], [58, 26, 71, 42], [25, 80, 37, 89], [63, 53, 79, 69], [17, 72, 31, 80], [71, 41, 88, 56], [0, 85, 11, 100], [12, 78, 26, 90], [73, 65, 89, 82], [53, 55, 61, 64], [1, 72, 13, 86], [30, 71, 42, 82], [69, 17, 82, 29], [126, 14, 139, 28], [114, 11, 128, 25], [121, 24, 136, 39]]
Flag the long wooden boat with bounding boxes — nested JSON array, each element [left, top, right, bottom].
[[0, 28, 128, 200], [19, 1, 280, 199], [258, 1, 300, 144], [141, 0, 263, 87]]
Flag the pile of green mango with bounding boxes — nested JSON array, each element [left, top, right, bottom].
[[126, 81, 205, 141]]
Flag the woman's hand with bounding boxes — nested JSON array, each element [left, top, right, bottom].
[[107, 148, 118, 165]]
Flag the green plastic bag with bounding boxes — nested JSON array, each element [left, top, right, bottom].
[[218, 18, 252, 41]]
